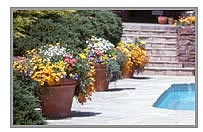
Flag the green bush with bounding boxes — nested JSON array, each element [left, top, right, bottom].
[[14, 18, 83, 55], [13, 71, 45, 125], [13, 10, 122, 56], [76, 10, 123, 44]]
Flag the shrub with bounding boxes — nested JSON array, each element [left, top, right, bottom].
[[76, 10, 123, 44], [14, 18, 82, 56], [13, 10, 122, 56], [13, 71, 45, 125]]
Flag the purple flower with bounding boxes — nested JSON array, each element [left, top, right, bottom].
[[63, 74, 67, 79], [72, 73, 79, 80]]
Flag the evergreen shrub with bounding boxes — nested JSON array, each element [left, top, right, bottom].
[[13, 10, 122, 56], [13, 71, 44, 125]]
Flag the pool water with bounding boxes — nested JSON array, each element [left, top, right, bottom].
[[153, 83, 195, 110]]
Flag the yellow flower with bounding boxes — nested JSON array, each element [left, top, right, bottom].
[[48, 44, 53, 47], [79, 53, 86, 60], [84, 48, 88, 53], [69, 73, 73, 77], [140, 41, 146, 45], [55, 76, 60, 82], [56, 43, 60, 46]]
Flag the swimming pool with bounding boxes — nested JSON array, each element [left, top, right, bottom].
[[153, 83, 195, 110]]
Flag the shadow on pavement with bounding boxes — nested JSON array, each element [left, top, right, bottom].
[[106, 88, 136, 92], [131, 76, 151, 79], [70, 111, 101, 118]]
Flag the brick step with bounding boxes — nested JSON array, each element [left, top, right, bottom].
[[123, 29, 176, 33], [145, 41, 177, 44], [122, 23, 176, 31], [121, 35, 177, 43], [122, 34, 177, 38], [150, 55, 177, 61], [142, 67, 195, 76], [146, 42, 177, 48], [123, 30, 177, 36], [146, 61, 182, 68], [146, 48, 177, 56]]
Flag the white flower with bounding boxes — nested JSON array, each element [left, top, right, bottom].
[[86, 36, 115, 55]]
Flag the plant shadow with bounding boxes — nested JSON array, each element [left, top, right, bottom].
[[70, 111, 101, 118], [131, 76, 151, 80], [106, 88, 136, 92]]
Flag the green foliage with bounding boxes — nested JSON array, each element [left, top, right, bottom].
[[76, 10, 123, 45], [13, 10, 122, 56], [13, 71, 45, 125], [13, 10, 75, 39], [106, 58, 121, 82], [115, 49, 128, 70], [106, 49, 126, 82]]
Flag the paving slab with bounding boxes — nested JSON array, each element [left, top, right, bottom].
[[45, 75, 196, 126]]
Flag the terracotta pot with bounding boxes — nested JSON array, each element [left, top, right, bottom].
[[39, 79, 77, 119], [158, 16, 168, 24], [122, 65, 135, 78], [94, 64, 109, 92]]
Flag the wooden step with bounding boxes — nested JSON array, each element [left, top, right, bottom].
[[142, 67, 195, 76]]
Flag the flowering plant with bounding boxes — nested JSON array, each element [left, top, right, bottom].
[[116, 42, 133, 74], [85, 36, 115, 64], [131, 45, 149, 74], [24, 44, 78, 86], [13, 44, 95, 104], [174, 16, 195, 27], [117, 39, 149, 75], [84, 36, 123, 82]]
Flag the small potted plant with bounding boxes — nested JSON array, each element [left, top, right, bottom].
[[13, 44, 95, 118], [85, 36, 115, 91], [158, 16, 168, 24]]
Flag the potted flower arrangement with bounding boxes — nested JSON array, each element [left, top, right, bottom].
[[116, 38, 149, 78], [116, 42, 133, 78], [13, 44, 95, 118], [158, 16, 168, 24], [85, 36, 115, 91]]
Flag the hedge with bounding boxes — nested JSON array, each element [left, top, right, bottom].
[[13, 71, 45, 125], [13, 10, 122, 56]]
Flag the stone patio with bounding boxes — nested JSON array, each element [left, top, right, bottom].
[[45, 75, 196, 126]]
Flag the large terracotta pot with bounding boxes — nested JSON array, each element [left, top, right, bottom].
[[94, 64, 109, 92], [39, 79, 77, 119], [158, 16, 168, 24], [122, 65, 135, 78]]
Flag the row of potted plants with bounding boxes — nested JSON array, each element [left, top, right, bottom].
[[13, 36, 149, 119]]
